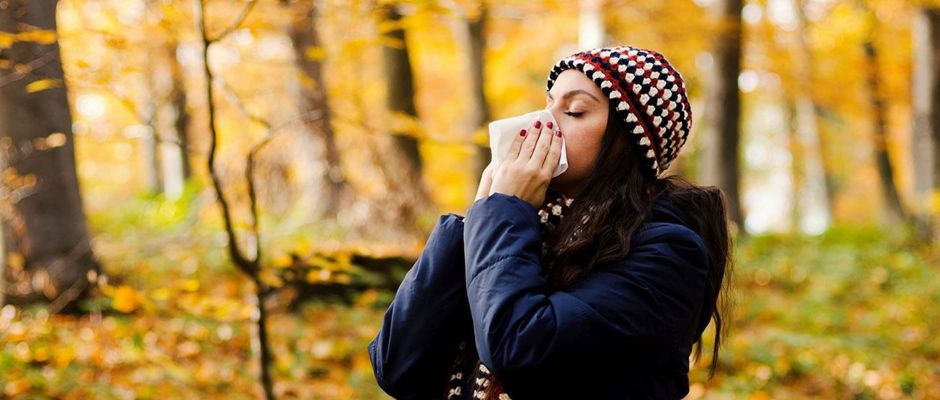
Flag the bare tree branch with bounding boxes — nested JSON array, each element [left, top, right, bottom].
[[217, 78, 325, 269], [0, 49, 57, 88], [195, 1, 274, 398], [208, 0, 258, 43], [196, 0, 256, 276]]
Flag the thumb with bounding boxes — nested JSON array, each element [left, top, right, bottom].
[[475, 163, 495, 200]]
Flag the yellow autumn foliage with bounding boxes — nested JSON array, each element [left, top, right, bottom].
[[111, 285, 142, 313]]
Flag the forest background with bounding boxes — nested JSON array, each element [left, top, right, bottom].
[[1, 0, 939, 398]]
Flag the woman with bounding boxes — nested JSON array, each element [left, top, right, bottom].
[[369, 45, 733, 400]]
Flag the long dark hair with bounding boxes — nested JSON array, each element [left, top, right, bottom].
[[547, 102, 733, 377], [463, 102, 734, 399]]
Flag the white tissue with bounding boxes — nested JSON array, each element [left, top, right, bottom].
[[488, 109, 569, 178]]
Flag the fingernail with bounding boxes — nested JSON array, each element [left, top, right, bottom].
[[535, 120, 542, 129], [520, 129, 527, 136], [547, 121, 553, 129], [556, 130, 562, 137]]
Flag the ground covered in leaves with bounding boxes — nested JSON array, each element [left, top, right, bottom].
[[2, 195, 939, 399]]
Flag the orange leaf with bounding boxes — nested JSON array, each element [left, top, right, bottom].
[[111, 285, 141, 313]]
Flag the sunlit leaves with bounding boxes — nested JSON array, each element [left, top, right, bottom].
[[25, 79, 61, 93], [32, 132, 68, 150], [931, 190, 940, 213], [259, 269, 284, 288], [267, 250, 359, 286], [0, 282, 389, 398], [110, 285, 143, 313], [0, 30, 57, 49], [18, 29, 58, 45], [692, 225, 940, 397], [1, 168, 37, 197], [3, 222, 934, 398], [4, 379, 31, 397], [3, 0, 936, 398], [303, 45, 326, 61], [6, 253, 24, 271]]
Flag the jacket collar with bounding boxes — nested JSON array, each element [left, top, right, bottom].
[[645, 192, 695, 228]]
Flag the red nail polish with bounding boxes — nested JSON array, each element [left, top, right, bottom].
[[556, 130, 562, 137], [547, 121, 553, 129], [535, 120, 542, 129], [520, 129, 526, 136]]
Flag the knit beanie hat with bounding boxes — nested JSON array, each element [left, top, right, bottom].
[[546, 45, 692, 178]]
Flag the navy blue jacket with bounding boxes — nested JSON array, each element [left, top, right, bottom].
[[369, 192, 710, 399]]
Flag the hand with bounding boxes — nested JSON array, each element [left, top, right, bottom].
[[489, 118, 563, 209], [474, 161, 496, 203]]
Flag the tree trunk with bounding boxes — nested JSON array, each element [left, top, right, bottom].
[[141, 123, 163, 194], [466, 3, 491, 184], [171, 48, 192, 181], [283, 0, 352, 218], [783, 101, 805, 231], [140, 59, 162, 195], [142, 40, 190, 200], [861, 15, 907, 226], [0, 0, 99, 312], [701, 0, 745, 231], [791, 98, 834, 233], [912, 8, 940, 241], [579, 0, 605, 49], [377, 3, 432, 227], [164, 39, 192, 195], [789, 0, 834, 233], [141, 37, 189, 200], [379, 4, 422, 172]]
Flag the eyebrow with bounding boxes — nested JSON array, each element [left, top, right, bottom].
[[547, 89, 601, 103]]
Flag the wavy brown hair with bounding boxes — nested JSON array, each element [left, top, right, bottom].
[[465, 102, 735, 400], [543, 101, 734, 378]]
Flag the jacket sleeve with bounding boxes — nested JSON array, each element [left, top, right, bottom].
[[463, 192, 709, 385], [368, 213, 473, 400]]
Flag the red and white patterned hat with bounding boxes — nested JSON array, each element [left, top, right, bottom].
[[546, 45, 692, 178]]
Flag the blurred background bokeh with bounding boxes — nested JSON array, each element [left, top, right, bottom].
[[1, 0, 939, 398]]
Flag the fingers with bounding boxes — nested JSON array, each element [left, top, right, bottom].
[[514, 118, 545, 161], [528, 120, 557, 170], [541, 129, 563, 173], [506, 124, 528, 161]]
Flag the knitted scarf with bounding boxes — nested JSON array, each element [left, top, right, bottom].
[[444, 188, 574, 400]]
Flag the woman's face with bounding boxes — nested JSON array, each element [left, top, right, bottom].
[[546, 69, 609, 198]]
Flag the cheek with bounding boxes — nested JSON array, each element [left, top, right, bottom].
[[568, 140, 597, 169], [563, 123, 604, 172]]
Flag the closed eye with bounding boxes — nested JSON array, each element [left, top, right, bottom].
[[565, 111, 583, 118]]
